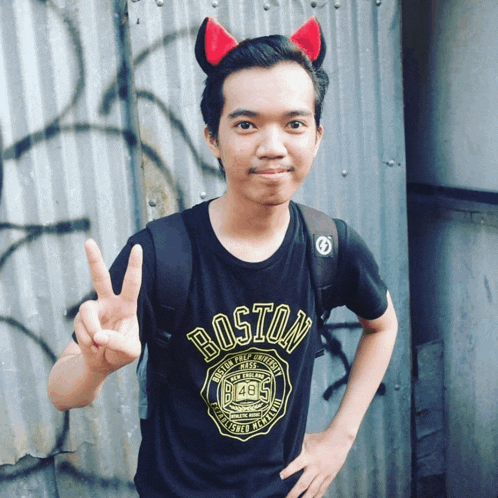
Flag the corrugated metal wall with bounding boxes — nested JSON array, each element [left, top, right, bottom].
[[1, 0, 410, 496], [0, 0, 142, 496]]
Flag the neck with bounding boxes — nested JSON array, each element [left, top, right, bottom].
[[210, 194, 290, 237], [208, 194, 292, 263]]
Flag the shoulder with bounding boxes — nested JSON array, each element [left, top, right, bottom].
[[124, 228, 155, 266], [334, 220, 388, 319], [334, 219, 375, 267]]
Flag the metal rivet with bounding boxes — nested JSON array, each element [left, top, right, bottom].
[[311, 1, 318, 7], [264, 3, 271, 10], [131, 0, 140, 2], [376, 0, 382, 5], [149, 199, 157, 207], [341, 170, 348, 177], [387, 159, 397, 167], [334, 1, 341, 8], [156, 0, 164, 5], [200, 191, 207, 200], [394, 384, 401, 391], [212, 0, 218, 7]]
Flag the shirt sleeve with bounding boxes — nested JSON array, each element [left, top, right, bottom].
[[333, 219, 388, 320]]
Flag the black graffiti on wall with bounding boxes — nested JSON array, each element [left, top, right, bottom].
[[0, 0, 385, 492], [321, 322, 386, 401]]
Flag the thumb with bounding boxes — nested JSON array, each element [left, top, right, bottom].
[[96, 328, 141, 357], [93, 330, 109, 346]]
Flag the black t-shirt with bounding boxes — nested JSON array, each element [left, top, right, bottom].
[[80, 201, 388, 498]]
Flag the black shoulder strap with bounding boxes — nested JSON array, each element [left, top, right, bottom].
[[146, 211, 192, 330], [296, 203, 339, 323], [137, 212, 192, 420]]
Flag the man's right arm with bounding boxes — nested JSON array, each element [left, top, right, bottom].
[[47, 340, 109, 411], [47, 239, 143, 411]]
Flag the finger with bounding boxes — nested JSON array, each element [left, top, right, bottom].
[[95, 329, 141, 361], [285, 472, 313, 498], [301, 475, 323, 498], [85, 239, 113, 299], [280, 453, 306, 480], [120, 244, 143, 304], [75, 312, 102, 355], [77, 300, 102, 345], [74, 312, 93, 349], [314, 476, 333, 498]]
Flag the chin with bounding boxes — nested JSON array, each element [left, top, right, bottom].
[[257, 192, 295, 207]]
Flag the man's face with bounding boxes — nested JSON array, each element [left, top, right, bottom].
[[204, 62, 323, 207]]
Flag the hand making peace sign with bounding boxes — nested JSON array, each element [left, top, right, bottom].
[[74, 239, 143, 375]]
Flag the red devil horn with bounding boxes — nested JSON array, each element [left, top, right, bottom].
[[204, 17, 238, 66], [290, 16, 324, 66]]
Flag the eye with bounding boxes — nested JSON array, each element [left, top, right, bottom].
[[287, 120, 305, 130], [235, 121, 255, 130]]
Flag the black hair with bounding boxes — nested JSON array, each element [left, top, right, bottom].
[[200, 35, 329, 144]]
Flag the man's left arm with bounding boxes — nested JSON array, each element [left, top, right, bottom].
[[281, 291, 398, 498]]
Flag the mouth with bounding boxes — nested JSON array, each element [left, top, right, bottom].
[[250, 167, 294, 180]]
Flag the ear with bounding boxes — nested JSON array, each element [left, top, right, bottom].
[[290, 16, 326, 69], [314, 125, 324, 157], [195, 17, 239, 74], [203, 126, 221, 159]]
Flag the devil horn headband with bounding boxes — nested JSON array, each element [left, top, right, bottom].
[[195, 16, 326, 74]]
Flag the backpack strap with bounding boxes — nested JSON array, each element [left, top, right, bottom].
[[295, 203, 339, 324], [147, 212, 192, 330], [137, 212, 192, 419]]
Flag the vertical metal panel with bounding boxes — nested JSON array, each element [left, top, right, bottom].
[[127, 1, 410, 497], [406, 0, 498, 193], [404, 0, 498, 494], [1, 0, 141, 496], [408, 194, 498, 497]]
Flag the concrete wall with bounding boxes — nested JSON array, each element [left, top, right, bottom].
[[403, 0, 498, 496]]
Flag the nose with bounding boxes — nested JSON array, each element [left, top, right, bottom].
[[256, 126, 287, 159]]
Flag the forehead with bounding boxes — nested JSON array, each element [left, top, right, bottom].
[[221, 62, 315, 116]]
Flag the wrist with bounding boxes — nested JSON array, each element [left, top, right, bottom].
[[83, 357, 113, 380], [324, 418, 359, 445], [48, 353, 109, 411]]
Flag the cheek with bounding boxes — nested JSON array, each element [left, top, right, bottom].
[[223, 136, 252, 162], [291, 138, 317, 164]]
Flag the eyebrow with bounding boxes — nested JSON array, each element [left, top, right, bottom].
[[284, 110, 313, 118], [227, 109, 258, 120], [227, 109, 313, 120]]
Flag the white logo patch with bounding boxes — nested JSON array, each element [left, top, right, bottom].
[[315, 235, 332, 256]]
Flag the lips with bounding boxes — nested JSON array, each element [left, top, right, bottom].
[[250, 166, 294, 175], [256, 169, 288, 174], [253, 170, 292, 183]]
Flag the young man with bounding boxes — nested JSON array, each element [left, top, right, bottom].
[[47, 17, 397, 498]]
